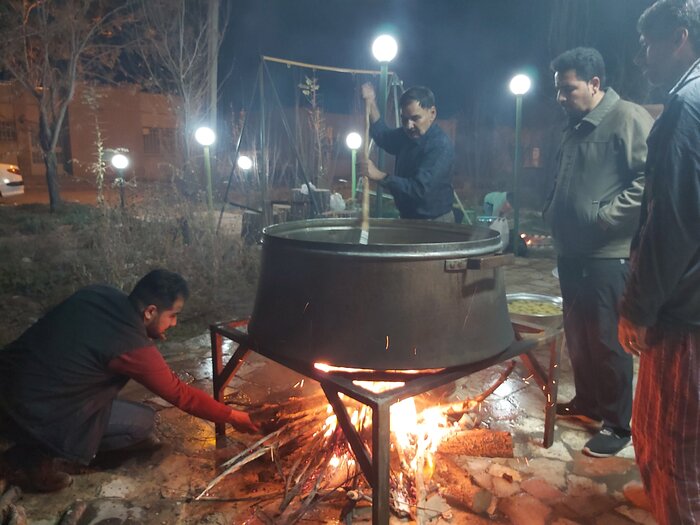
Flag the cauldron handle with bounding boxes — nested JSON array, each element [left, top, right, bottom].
[[444, 253, 514, 272]]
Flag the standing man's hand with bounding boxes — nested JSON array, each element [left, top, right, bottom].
[[618, 315, 648, 356], [357, 158, 386, 181], [228, 409, 261, 434], [361, 83, 380, 124]]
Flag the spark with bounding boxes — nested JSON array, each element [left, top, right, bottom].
[[303, 302, 310, 313], [386, 336, 389, 350]]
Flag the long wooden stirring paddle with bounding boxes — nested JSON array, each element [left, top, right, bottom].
[[359, 102, 371, 245]]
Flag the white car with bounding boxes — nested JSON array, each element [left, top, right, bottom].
[[0, 163, 24, 197]]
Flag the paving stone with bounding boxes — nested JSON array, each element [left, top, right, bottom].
[[622, 481, 652, 511], [593, 512, 636, 525], [560, 429, 590, 452], [567, 474, 608, 497], [491, 476, 521, 498], [98, 476, 140, 498], [615, 505, 656, 525], [499, 493, 551, 525], [521, 477, 565, 504], [522, 458, 568, 489], [572, 452, 635, 478], [559, 493, 619, 519], [488, 463, 523, 482], [528, 440, 572, 462]]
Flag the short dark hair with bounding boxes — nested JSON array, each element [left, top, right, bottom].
[[399, 86, 436, 109], [550, 47, 607, 87], [129, 269, 189, 311], [638, 0, 700, 53]]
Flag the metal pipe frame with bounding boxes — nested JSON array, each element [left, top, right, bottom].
[[209, 318, 563, 524]]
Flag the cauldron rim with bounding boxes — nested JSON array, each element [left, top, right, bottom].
[[261, 218, 502, 258]]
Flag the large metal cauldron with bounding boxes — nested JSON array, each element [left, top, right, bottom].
[[248, 218, 514, 370]]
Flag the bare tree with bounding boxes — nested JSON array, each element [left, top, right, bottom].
[[131, 0, 227, 195], [0, 0, 125, 211]]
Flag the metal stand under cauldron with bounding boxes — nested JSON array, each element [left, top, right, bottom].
[[209, 317, 564, 525]]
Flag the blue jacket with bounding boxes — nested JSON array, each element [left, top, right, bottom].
[[621, 60, 700, 328], [370, 119, 454, 219]]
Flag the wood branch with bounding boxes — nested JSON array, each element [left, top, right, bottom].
[[438, 429, 514, 458], [435, 456, 492, 514]]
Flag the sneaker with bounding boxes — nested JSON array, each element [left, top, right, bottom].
[[556, 401, 602, 427], [583, 427, 631, 458]]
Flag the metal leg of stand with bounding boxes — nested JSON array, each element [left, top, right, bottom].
[[210, 327, 226, 437], [372, 400, 391, 525], [542, 332, 564, 448]]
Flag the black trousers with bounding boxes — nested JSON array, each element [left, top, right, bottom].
[[558, 256, 633, 433]]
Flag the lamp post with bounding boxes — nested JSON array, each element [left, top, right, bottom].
[[509, 73, 531, 256], [111, 153, 129, 209], [195, 126, 216, 215], [345, 132, 362, 207], [371, 34, 398, 217]]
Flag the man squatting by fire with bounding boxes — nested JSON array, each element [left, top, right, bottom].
[[358, 82, 456, 222], [0, 269, 260, 492]]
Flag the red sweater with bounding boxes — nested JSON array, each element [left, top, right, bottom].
[[108, 346, 236, 424]]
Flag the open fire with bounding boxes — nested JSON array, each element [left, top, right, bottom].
[[198, 359, 516, 523]]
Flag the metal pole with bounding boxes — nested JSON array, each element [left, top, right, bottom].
[[513, 94, 523, 256], [375, 63, 388, 217], [204, 145, 214, 214], [259, 65, 271, 227], [351, 148, 357, 206]]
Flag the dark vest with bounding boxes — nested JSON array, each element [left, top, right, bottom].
[[0, 285, 152, 463]]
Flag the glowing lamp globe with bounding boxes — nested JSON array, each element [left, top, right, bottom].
[[194, 126, 216, 146], [345, 132, 362, 151], [111, 153, 129, 170], [509, 74, 532, 95], [237, 155, 253, 171], [372, 35, 398, 63]]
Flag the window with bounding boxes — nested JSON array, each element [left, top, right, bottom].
[[0, 120, 17, 142], [143, 127, 176, 155]]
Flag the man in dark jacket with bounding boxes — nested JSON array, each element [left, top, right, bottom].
[[544, 47, 654, 457], [359, 83, 455, 221], [0, 269, 258, 492], [619, 1, 700, 522]]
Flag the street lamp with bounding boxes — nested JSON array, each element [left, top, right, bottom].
[[237, 155, 253, 171], [509, 74, 531, 256], [194, 126, 216, 215], [111, 153, 129, 209], [345, 132, 362, 206], [371, 34, 398, 217]]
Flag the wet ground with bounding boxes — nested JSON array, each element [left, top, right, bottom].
[[1, 250, 655, 525]]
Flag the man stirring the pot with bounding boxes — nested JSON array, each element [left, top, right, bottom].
[[359, 83, 455, 222]]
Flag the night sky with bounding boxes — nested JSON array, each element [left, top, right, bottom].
[[221, 0, 654, 122]]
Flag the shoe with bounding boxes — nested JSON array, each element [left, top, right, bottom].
[[27, 456, 73, 492], [583, 427, 631, 458], [556, 401, 602, 427], [104, 432, 163, 454]]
